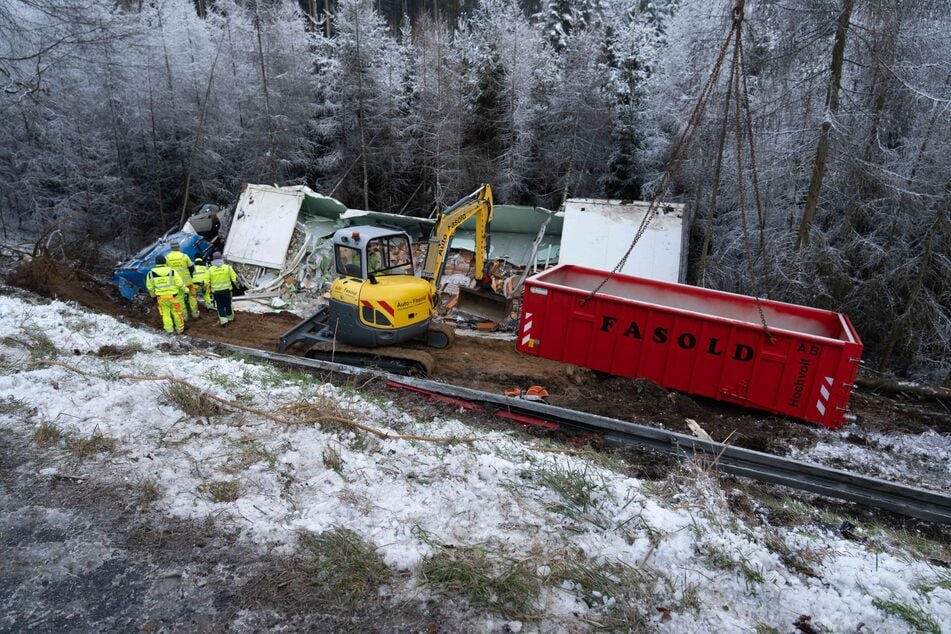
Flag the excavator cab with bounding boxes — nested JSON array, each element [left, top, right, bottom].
[[333, 228, 415, 280]]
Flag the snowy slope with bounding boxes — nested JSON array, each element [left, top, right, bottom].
[[0, 294, 948, 632]]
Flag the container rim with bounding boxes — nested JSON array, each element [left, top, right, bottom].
[[528, 264, 863, 347]]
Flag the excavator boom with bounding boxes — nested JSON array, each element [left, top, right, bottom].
[[422, 184, 494, 288], [422, 184, 511, 323]]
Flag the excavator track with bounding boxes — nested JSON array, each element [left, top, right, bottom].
[[304, 342, 435, 376], [425, 322, 456, 349]]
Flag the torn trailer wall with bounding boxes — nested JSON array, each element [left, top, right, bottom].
[[559, 199, 687, 283]]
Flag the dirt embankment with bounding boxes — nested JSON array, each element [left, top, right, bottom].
[[8, 256, 949, 455]]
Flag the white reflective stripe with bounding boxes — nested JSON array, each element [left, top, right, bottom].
[[825, 376, 834, 385], [521, 334, 531, 345], [820, 385, 830, 400], [523, 321, 533, 332], [816, 400, 826, 416], [529, 287, 548, 295], [525, 312, 533, 320]]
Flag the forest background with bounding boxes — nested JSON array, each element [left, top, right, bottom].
[[0, 0, 948, 379]]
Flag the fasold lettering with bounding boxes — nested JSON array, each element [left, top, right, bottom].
[[599, 315, 754, 362]]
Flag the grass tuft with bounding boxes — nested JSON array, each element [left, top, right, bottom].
[[278, 395, 353, 432], [421, 545, 539, 619], [0, 396, 32, 417], [224, 437, 277, 473], [298, 527, 391, 607], [873, 598, 941, 634], [532, 462, 604, 526], [202, 479, 242, 503], [322, 445, 343, 471], [34, 421, 61, 445], [136, 478, 161, 506], [159, 382, 221, 418], [915, 570, 951, 594], [25, 327, 58, 360], [94, 342, 144, 360], [549, 558, 653, 629], [203, 368, 243, 392], [67, 429, 117, 459], [699, 543, 763, 588], [764, 531, 821, 579], [259, 365, 322, 389]]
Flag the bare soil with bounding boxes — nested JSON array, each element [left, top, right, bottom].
[[9, 256, 950, 457]]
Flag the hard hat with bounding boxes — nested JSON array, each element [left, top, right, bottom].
[[155, 254, 166, 265], [213, 251, 223, 259], [170, 240, 181, 249], [194, 256, 204, 264]]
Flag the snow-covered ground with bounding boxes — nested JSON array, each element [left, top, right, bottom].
[[1, 293, 949, 632], [791, 428, 951, 493]]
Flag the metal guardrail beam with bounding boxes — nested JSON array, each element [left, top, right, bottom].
[[218, 344, 951, 524]]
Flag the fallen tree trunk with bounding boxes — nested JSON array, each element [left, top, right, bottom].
[[855, 375, 951, 406]]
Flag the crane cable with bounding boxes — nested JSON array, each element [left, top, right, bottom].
[[581, 1, 774, 343]]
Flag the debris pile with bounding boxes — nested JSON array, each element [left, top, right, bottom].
[[112, 184, 689, 332]]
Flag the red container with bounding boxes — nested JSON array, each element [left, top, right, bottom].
[[517, 264, 862, 428]]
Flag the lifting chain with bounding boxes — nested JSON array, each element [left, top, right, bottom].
[[582, 0, 774, 344]]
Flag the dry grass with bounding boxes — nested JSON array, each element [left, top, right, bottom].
[[202, 480, 242, 503], [421, 545, 540, 619], [322, 445, 343, 471], [136, 478, 162, 506], [34, 420, 61, 445], [159, 382, 222, 418], [67, 428, 117, 459], [277, 396, 354, 431], [296, 528, 392, 607], [548, 558, 655, 630], [25, 327, 58, 360], [94, 342, 144, 360], [224, 437, 277, 473], [764, 530, 822, 579], [0, 396, 33, 418]]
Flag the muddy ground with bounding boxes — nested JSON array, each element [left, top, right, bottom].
[[8, 255, 950, 459]]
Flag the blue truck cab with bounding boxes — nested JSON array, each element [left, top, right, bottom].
[[113, 231, 216, 300]]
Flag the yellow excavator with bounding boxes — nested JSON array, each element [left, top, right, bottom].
[[278, 184, 511, 374]]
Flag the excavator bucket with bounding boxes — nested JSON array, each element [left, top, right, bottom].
[[455, 287, 513, 323]]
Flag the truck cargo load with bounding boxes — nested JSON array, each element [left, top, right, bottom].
[[517, 264, 862, 428]]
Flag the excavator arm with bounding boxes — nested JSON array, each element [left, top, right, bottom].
[[421, 184, 511, 323], [421, 184, 494, 289]]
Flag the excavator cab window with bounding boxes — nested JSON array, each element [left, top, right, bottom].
[[335, 245, 363, 278], [367, 235, 414, 277]]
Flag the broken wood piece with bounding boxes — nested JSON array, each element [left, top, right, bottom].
[[685, 418, 713, 442]]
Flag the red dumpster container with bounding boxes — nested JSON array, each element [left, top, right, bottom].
[[517, 264, 862, 428]]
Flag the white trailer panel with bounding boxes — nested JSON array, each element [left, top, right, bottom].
[[559, 199, 686, 283], [223, 185, 304, 270]]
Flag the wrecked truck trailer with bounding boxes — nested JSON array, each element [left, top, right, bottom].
[[517, 264, 862, 429], [113, 231, 216, 300]]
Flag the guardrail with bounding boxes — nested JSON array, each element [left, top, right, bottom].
[[219, 344, 951, 524]]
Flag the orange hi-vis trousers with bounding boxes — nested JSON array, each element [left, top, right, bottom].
[[157, 295, 185, 333], [178, 284, 199, 320]]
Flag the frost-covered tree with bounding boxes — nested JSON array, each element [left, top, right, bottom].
[[649, 0, 951, 378], [457, 0, 546, 202], [312, 0, 411, 211]]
